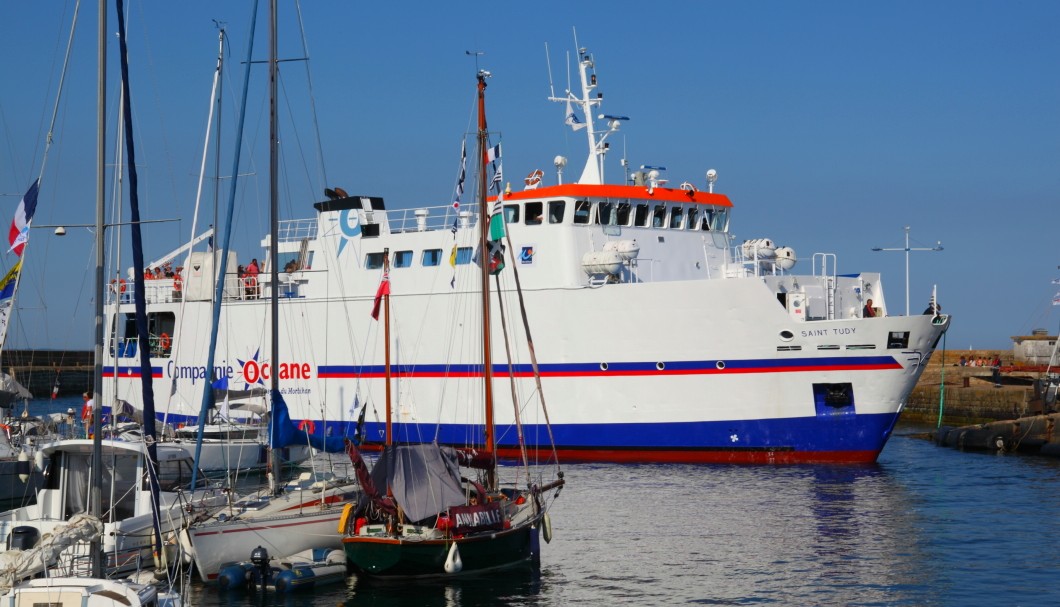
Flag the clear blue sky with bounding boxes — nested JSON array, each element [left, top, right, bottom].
[[1, 1, 1058, 353]]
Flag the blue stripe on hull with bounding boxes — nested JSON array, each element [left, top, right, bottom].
[[154, 411, 900, 463]]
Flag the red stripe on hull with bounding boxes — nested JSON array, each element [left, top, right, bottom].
[[497, 446, 882, 465]]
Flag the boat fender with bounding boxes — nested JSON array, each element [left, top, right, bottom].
[[17, 450, 29, 483], [542, 513, 553, 544], [444, 542, 463, 574], [337, 502, 354, 534], [33, 450, 44, 472]]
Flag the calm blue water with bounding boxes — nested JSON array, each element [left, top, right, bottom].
[[27, 399, 1060, 606]]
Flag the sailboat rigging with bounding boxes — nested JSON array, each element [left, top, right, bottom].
[[339, 68, 565, 578], [178, 0, 362, 583]]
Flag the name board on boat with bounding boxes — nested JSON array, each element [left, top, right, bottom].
[[449, 502, 504, 535]]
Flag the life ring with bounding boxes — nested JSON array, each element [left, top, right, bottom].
[[159, 333, 171, 351], [524, 169, 544, 188], [298, 419, 316, 433], [109, 278, 127, 294]]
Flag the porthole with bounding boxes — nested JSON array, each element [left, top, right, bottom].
[[716, 360, 726, 370], [600, 362, 609, 371], [779, 330, 794, 341], [656, 362, 665, 371]]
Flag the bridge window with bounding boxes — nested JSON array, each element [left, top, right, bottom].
[[503, 204, 520, 223], [525, 202, 543, 225], [596, 202, 613, 225], [616, 202, 632, 226], [652, 205, 667, 228], [455, 247, 473, 265], [393, 250, 413, 268], [687, 208, 699, 230], [573, 200, 592, 224], [633, 204, 650, 227], [422, 249, 442, 267], [701, 210, 714, 231], [548, 201, 566, 224], [712, 208, 729, 231], [669, 206, 684, 229]]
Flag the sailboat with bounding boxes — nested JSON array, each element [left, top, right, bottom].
[[178, 1, 361, 583], [0, 0, 228, 582], [339, 69, 565, 578]]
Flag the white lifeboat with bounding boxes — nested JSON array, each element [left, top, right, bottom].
[[603, 239, 640, 261], [741, 238, 776, 259], [581, 251, 624, 276], [775, 246, 797, 270]]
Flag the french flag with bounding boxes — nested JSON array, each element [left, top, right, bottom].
[[8, 179, 39, 257]]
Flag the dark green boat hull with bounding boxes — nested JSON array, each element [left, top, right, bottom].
[[345, 524, 539, 578]]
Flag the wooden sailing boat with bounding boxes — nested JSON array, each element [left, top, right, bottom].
[[339, 69, 565, 578]]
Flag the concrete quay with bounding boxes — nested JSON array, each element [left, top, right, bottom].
[[904, 348, 1049, 426]]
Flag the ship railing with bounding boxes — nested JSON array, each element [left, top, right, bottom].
[[386, 203, 483, 234], [278, 218, 318, 243]]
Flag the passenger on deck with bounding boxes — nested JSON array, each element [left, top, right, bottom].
[[923, 302, 941, 317], [862, 299, 876, 318], [245, 258, 260, 299], [144, 268, 155, 280]]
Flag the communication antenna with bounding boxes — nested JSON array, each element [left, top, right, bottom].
[[545, 43, 555, 99], [465, 50, 485, 71]]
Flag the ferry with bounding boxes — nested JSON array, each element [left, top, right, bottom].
[[102, 47, 949, 464]]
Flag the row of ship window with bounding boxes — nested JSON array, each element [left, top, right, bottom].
[[507, 199, 729, 232], [366, 200, 730, 270]]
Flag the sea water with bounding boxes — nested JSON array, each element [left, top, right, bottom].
[[28, 398, 1060, 606]]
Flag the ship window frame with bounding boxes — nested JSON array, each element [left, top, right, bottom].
[[573, 199, 592, 225], [633, 203, 650, 227], [455, 246, 473, 265], [687, 208, 699, 230], [548, 200, 566, 224], [503, 204, 520, 224], [392, 250, 413, 268], [701, 209, 714, 231], [712, 208, 729, 231], [525, 201, 543, 225], [616, 201, 632, 226], [595, 201, 614, 225], [422, 249, 443, 267], [365, 251, 385, 269], [669, 205, 685, 229], [652, 204, 667, 228]]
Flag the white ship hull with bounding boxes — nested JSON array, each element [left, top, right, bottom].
[[103, 187, 948, 464]]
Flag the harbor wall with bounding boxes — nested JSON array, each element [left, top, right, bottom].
[[0, 350, 92, 399], [905, 348, 1042, 425]]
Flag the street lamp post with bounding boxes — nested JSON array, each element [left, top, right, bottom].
[[872, 226, 943, 316]]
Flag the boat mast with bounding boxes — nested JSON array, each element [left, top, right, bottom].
[[268, 0, 282, 492], [475, 71, 496, 490], [90, 0, 107, 578], [383, 248, 392, 446]]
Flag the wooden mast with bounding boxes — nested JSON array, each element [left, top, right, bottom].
[[383, 248, 392, 446], [475, 71, 496, 490]]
